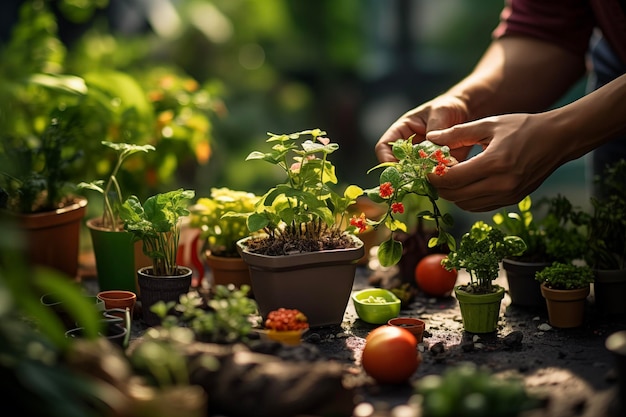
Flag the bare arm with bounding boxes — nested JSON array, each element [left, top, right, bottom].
[[375, 36, 586, 162], [427, 73, 626, 212]]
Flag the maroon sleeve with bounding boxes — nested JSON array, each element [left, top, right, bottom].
[[493, 0, 595, 58]]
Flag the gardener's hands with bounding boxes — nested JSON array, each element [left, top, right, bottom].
[[426, 112, 568, 212], [375, 95, 472, 163]]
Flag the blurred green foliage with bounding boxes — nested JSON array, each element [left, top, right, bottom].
[[1, 0, 505, 215]]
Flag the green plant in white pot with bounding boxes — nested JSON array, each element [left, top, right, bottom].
[[79, 141, 155, 292], [236, 128, 365, 328], [120, 188, 195, 326], [190, 187, 260, 289], [442, 221, 526, 333], [535, 262, 594, 328]]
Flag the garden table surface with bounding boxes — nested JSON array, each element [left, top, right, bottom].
[[78, 254, 625, 417]]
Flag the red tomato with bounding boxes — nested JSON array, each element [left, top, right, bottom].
[[415, 253, 458, 297], [361, 326, 421, 384]]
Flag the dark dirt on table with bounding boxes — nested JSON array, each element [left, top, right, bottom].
[[292, 266, 626, 417], [83, 260, 625, 417]]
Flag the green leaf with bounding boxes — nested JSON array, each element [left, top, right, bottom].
[[247, 212, 269, 232], [380, 166, 402, 188], [378, 238, 403, 267]]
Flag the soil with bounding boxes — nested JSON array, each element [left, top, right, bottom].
[[241, 231, 357, 256]]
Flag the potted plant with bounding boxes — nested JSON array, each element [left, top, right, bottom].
[[0, 92, 89, 279], [362, 136, 457, 268], [78, 141, 155, 293], [535, 262, 594, 328], [236, 128, 365, 328], [119, 188, 196, 326], [492, 194, 587, 308], [583, 159, 626, 316], [190, 187, 260, 289], [442, 221, 527, 333]]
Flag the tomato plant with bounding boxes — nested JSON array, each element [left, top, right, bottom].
[[361, 325, 421, 384], [415, 253, 458, 297]]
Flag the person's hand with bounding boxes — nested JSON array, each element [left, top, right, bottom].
[[426, 112, 569, 212], [375, 95, 471, 163]]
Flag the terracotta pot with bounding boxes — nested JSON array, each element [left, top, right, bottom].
[[540, 283, 589, 328], [205, 252, 252, 290], [237, 235, 364, 328], [87, 218, 151, 294], [502, 258, 550, 308], [454, 286, 505, 334], [15, 197, 87, 279], [593, 268, 626, 316], [97, 290, 137, 320], [137, 266, 193, 327], [387, 317, 426, 342]]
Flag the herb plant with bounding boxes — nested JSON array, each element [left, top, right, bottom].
[[242, 129, 364, 255], [535, 262, 594, 290], [156, 285, 258, 344], [442, 221, 526, 294], [361, 137, 456, 267], [119, 188, 195, 276], [78, 141, 155, 230]]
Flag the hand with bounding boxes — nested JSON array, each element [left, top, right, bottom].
[[426, 112, 569, 212], [375, 95, 471, 163]]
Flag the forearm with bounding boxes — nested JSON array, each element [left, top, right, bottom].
[[446, 36, 586, 120], [545, 73, 626, 163]]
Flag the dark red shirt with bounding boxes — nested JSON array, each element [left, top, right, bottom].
[[493, 0, 626, 64]]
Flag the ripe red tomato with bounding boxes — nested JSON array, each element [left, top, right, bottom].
[[361, 326, 421, 384], [415, 253, 458, 297]]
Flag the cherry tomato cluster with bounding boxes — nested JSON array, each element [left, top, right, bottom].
[[265, 308, 309, 331]]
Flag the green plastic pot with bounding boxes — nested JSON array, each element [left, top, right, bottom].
[[454, 285, 505, 333]]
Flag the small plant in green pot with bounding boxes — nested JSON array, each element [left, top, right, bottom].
[[535, 262, 594, 328], [190, 187, 260, 289], [493, 194, 587, 308], [79, 141, 155, 293], [442, 221, 526, 333], [120, 188, 196, 326], [236, 128, 365, 328]]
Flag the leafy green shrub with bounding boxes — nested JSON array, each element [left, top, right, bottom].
[[415, 362, 540, 417], [535, 262, 594, 290], [442, 221, 526, 294]]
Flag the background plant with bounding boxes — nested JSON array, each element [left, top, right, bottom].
[[119, 188, 195, 276], [492, 194, 586, 264], [190, 187, 260, 257], [443, 221, 526, 294], [584, 159, 626, 270], [78, 141, 155, 230], [243, 128, 363, 253], [535, 262, 594, 290], [363, 137, 456, 267]]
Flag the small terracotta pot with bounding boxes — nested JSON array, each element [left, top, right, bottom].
[[97, 290, 137, 319], [387, 317, 426, 342], [540, 283, 589, 328]]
